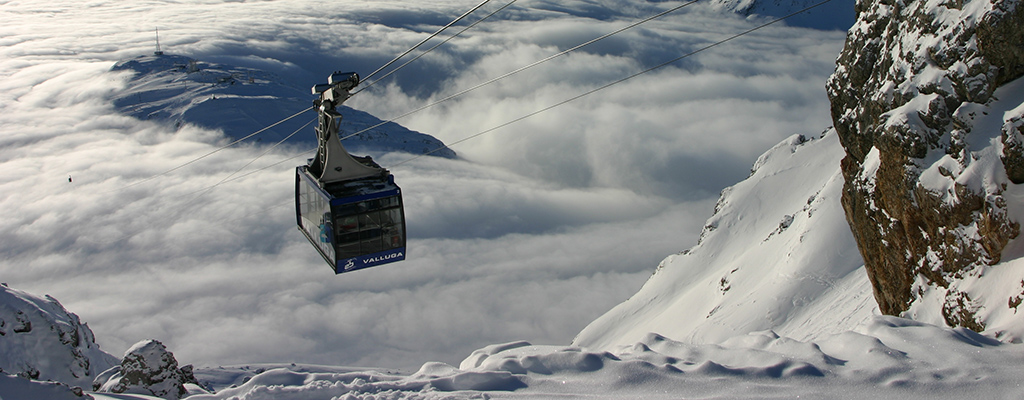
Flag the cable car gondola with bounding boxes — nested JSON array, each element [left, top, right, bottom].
[[295, 71, 406, 274]]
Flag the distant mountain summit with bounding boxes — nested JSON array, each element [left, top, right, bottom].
[[711, 0, 856, 30], [109, 53, 456, 159]]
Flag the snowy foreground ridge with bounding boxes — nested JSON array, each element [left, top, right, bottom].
[[178, 318, 1024, 400]]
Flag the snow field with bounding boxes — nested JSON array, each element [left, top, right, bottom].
[[178, 316, 1024, 399]]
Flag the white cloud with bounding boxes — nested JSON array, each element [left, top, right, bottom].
[[348, 6, 844, 199], [0, 0, 843, 370]]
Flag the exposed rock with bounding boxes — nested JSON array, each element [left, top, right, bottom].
[[95, 339, 198, 400], [827, 0, 1024, 328], [1002, 115, 1024, 183]]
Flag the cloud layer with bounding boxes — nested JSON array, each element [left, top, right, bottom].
[[0, 0, 844, 369]]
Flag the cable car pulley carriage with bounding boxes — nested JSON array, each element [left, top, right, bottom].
[[295, 71, 407, 274]]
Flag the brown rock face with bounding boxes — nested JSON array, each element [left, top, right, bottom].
[[826, 0, 1024, 329]]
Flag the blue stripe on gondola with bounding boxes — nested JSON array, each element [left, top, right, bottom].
[[336, 247, 407, 274], [330, 187, 401, 206]]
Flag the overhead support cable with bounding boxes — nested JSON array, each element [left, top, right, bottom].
[[91, 118, 317, 248], [182, 117, 315, 200], [111, 0, 834, 199], [113, 105, 314, 192], [360, 0, 496, 83], [340, 0, 701, 142], [388, 0, 836, 168], [97, 0, 839, 238], [353, 0, 519, 96], [205, 148, 313, 186]]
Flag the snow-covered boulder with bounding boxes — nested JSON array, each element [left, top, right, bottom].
[[95, 339, 197, 400], [0, 284, 118, 388]]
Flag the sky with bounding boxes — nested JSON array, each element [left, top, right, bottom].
[[0, 0, 846, 370]]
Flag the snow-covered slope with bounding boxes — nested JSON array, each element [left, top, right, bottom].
[[573, 129, 876, 349], [110, 53, 456, 158], [0, 284, 118, 387], [577, 0, 1024, 354]]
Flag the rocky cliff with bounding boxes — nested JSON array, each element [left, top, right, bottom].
[[827, 0, 1024, 332]]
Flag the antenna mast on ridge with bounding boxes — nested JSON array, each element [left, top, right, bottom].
[[154, 28, 164, 56]]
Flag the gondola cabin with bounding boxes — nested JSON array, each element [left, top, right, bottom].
[[295, 71, 407, 274], [295, 164, 406, 273]]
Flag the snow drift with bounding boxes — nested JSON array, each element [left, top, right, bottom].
[[184, 316, 1024, 399]]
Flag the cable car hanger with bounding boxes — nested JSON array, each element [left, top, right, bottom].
[[295, 72, 407, 274]]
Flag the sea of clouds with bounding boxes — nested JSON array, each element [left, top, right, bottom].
[[0, 0, 845, 370]]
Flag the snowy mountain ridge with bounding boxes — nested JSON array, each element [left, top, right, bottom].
[[0, 284, 117, 388], [573, 129, 878, 349], [110, 53, 456, 159], [185, 318, 1024, 399], [710, 0, 857, 30]]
